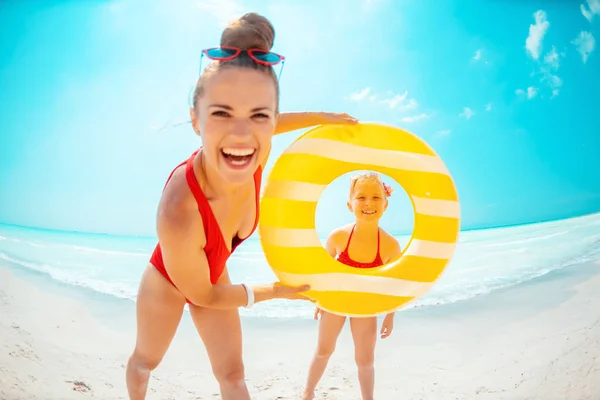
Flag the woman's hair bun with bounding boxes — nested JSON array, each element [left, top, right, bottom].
[[220, 12, 275, 51]]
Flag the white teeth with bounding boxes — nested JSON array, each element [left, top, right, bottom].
[[229, 159, 249, 166], [222, 148, 255, 156], [362, 210, 376, 214]]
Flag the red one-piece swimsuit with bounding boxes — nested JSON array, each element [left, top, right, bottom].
[[149, 149, 262, 304]]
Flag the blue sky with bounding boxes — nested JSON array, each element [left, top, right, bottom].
[[0, 0, 599, 237]]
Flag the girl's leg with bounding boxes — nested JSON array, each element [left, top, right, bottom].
[[349, 317, 378, 400], [302, 311, 347, 400], [126, 264, 186, 400], [189, 270, 251, 400]]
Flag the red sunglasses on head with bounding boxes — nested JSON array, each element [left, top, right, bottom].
[[199, 46, 286, 78]]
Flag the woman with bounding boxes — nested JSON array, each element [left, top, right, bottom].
[[125, 12, 358, 400], [302, 172, 402, 400]]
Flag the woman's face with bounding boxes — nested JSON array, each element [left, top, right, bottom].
[[191, 67, 278, 186]]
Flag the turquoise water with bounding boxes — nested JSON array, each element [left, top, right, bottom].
[[1, 213, 599, 319]]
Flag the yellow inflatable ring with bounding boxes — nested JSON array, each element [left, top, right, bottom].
[[258, 122, 460, 317]]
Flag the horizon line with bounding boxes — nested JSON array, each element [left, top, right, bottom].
[[0, 210, 598, 240]]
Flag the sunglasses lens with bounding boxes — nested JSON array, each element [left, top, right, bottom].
[[205, 48, 237, 59], [251, 50, 283, 64]]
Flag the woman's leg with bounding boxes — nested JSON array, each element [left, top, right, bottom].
[[188, 270, 251, 400], [302, 311, 347, 400], [126, 264, 186, 400], [349, 317, 378, 400]]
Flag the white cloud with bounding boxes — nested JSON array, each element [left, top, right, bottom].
[[485, 103, 492, 111], [515, 86, 538, 100], [572, 31, 596, 63], [521, 14, 564, 100], [525, 10, 550, 60], [540, 72, 562, 97], [401, 113, 429, 123], [399, 98, 418, 111], [380, 91, 408, 109], [459, 107, 475, 119], [536, 46, 563, 97], [347, 88, 428, 117], [348, 88, 423, 114], [581, 0, 600, 22], [543, 46, 560, 69], [470, 48, 491, 65], [348, 87, 372, 101], [435, 129, 451, 138]]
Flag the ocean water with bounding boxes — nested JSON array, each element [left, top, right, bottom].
[[1, 213, 600, 319]]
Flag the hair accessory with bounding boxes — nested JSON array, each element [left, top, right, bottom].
[[199, 46, 286, 79], [382, 183, 394, 197], [202, 46, 285, 65]]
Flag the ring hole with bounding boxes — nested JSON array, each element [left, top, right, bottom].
[[315, 170, 415, 265]]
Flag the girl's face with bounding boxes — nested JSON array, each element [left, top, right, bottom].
[[347, 180, 388, 222], [191, 67, 278, 186]]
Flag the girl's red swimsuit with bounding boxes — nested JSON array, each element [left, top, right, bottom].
[[149, 149, 262, 303], [336, 224, 384, 268]]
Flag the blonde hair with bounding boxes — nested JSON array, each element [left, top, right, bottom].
[[349, 172, 393, 198]]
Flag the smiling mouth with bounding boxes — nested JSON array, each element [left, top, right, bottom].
[[362, 210, 377, 215], [221, 147, 256, 167]]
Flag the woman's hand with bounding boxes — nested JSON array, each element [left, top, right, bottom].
[[380, 313, 394, 339], [273, 282, 311, 300], [318, 112, 358, 125]]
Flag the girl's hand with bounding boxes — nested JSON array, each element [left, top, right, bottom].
[[313, 307, 323, 320], [319, 112, 358, 125], [380, 314, 394, 339]]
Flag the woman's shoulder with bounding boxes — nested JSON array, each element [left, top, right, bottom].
[[157, 164, 207, 247]]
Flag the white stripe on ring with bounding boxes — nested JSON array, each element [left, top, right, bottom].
[[274, 270, 435, 297], [260, 226, 456, 259], [261, 180, 460, 219], [283, 138, 450, 175]]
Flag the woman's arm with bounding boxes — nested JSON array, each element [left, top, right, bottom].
[[157, 196, 308, 309], [274, 112, 357, 135], [259, 112, 358, 169]]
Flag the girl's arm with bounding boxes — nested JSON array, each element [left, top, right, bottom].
[[324, 230, 343, 257], [274, 112, 357, 135]]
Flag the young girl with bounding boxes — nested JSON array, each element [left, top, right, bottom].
[[302, 172, 402, 400]]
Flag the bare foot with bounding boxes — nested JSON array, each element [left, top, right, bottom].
[[301, 391, 315, 400]]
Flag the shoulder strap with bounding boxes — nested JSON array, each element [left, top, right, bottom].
[[342, 225, 356, 252], [183, 149, 219, 245], [251, 166, 263, 229]]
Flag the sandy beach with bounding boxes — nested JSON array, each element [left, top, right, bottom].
[[1, 260, 599, 400]]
